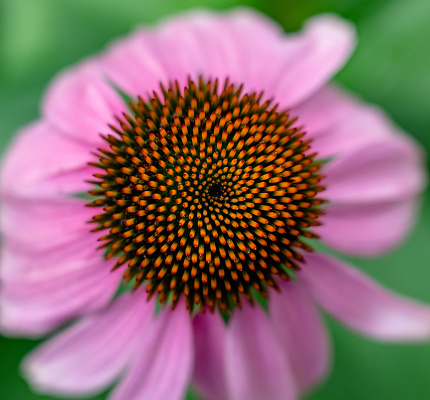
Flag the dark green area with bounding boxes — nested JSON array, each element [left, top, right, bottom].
[[1, 0, 430, 399]]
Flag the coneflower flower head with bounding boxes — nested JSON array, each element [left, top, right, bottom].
[[90, 78, 324, 312], [1, 8, 430, 400]]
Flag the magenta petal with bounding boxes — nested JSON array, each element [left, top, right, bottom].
[[301, 253, 430, 341], [225, 303, 296, 400], [1, 121, 95, 199], [43, 60, 127, 145], [192, 312, 228, 400], [23, 293, 154, 397], [110, 306, 193, 400], [269, 282, 331, 394]]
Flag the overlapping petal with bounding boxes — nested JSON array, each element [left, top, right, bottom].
[[292, 85, 392, 158], [0, 196, 122, 336], [0, 122, 95, 199], [269, 282, 331, 394], [301, 253, 430, 341], [110, 306, 193, 400], [0, 240, 122, 337], [22, 293, 154, 396], [42, 60, 127, 145], [294, 85, 426, 255], [100, 9, 355, 108], [192, 312, 229, 400], [225, 303, 297, 400]]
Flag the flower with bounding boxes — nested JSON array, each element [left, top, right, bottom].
[[1, 7, 429, 400]]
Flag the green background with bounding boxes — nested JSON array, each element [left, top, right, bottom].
[[1, 0, 430, 399]]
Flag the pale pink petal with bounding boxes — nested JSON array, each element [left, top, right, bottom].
[[323, 134, 425, 204], [0, 197, 121, 336], [1, 121, 95, 199], [300, 253, 430, 341], [160, 8, 283, 89], [0, 244, 122, 337], [269, 282, 331, 394], [100, 10, 355, 108], [292, 85, 394, 158], [318, 134, 425, 255], [0, 197, 95, 253], [43, 60, 127, 145], [23, 292, 154, 397], [100, 8, 283, 98], [294, 85, 426, 255], [317, 199, 418, 256], [225, 303, 297, 400], [269, 15, 356, 107], [110, 306, 193, 400], [1, 231, 101, 280], [192, 312, 228, 400]]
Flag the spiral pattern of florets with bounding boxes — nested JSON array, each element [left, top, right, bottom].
[[89, 77, 325, 312]]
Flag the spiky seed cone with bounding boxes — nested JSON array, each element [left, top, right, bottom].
[[89, 77, 325, 313]]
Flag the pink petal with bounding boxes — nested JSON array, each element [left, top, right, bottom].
[[269, 282, 331, 394], [23, 292, 154, 397], [192, 312, 228, 400], [100, 10, 355, 107], [1, 121, 95, 199], [318, 132, 425, 256], [225, 303, 297, 400], [270, 14, 356, 107], [0, 243, 122, 337], [1, 197, 96, 254], [300, 253, 430, 341], [42, 60, 127, 145], [323, 135, 425, 205], [0, 198, 122, 336], [110, 306, 193, 400], [100, 9, 282, 98], [294, 85, 426, 256], [317, 199, 418, 256], [292, 85, 407, 159]]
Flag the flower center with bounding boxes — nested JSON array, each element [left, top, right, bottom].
[[207, 182, 226, 199], [89, 78, 325, 313]]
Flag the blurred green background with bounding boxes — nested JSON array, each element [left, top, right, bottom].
[[1, 0, 430, 399]]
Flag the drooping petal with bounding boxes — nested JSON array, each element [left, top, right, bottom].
[[110, 306, 193, 400], [269, 14, 356, 107], [192, 312, 228, 400], [294, 85, 426, 256], [300, 253, 430, 341], [225, 303, 296, 400], [323, 135, 425, 205], [269, 282, 331, 395], [319, 132, 425, 256], [0, 242, 122, 337], [0, 121, 95, 199], [42, 60, 127, 145], [0, 197, 94, 253], [0, 197, 121, 336], [100, 9, 355, 108], [292, 85, 394, 158], [23, 292, 154, 397], [317, 199, 418, 256]]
